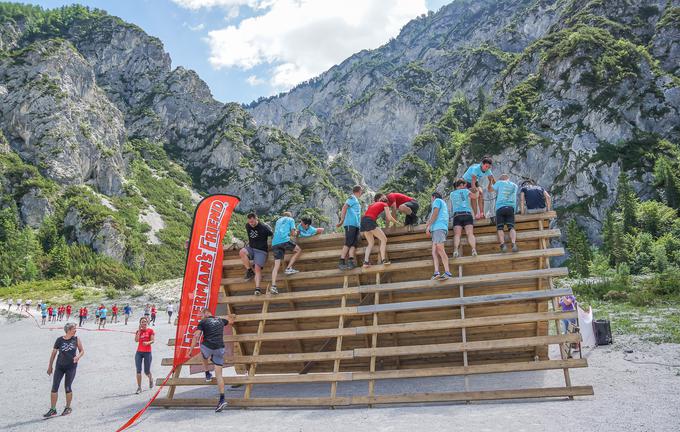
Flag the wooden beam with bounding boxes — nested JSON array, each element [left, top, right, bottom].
[[220, 267, 570, 308], [151, 385, 593, 408]]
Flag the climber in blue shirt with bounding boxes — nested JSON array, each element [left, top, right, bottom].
[[492, 174, 519, 253], [462, 156, 496, 219]]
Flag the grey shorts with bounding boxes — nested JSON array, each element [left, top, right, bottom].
[[431, 229, 447, 244], [527, 207, 547, 214], [246, 246, 268, 268], [200, 344, 225, 366]]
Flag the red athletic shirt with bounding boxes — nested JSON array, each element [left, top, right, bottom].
[[79, 308, 84, 317], [83, 307, 88, 316], [387, 193, 414, 207], [66, 305, 71, 314], [136, 328, 155, 353], [364, 202, 389, 221], [151, 307, 157, 315], [112, 306, 118, 314], [48, 307, 53, 315]]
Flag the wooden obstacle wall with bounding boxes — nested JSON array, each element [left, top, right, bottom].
[[154, 211, 593, 407]]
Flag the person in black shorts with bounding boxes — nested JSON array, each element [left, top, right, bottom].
[[449, 178, 479, 258], [386, 192, 419, 226], [189, 308, 235, 413], [492, 174, 520, 253], [44, 323, 84, 418], [238, 213, 273, 295], [336, 185, 363, 270]]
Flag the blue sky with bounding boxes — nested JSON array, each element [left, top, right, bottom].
[[19, 0, 451, 104]]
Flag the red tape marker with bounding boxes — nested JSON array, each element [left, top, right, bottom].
[[115, 367, 176, 432], [19, 309, 137, 334]]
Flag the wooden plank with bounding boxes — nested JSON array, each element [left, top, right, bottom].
[[221, 248, 565, 286], [356, 287, 572, 315], [151, 385, 593, 408], [353, 334, 581, 358], [221, 229, 562, 269], [330, 283, 348, 399], [221, 268, 570, 308], [160, 359, 588, 386], [243, 299, 269, 399]]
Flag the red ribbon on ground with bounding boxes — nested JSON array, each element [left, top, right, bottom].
[[18, 309, 136, 334], [114, 367, 176, 432]]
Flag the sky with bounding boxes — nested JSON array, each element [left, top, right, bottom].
[[18, 0, 451, 104]]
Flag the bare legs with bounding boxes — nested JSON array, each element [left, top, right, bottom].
[[340, 245, 356, 261], [432, 243, 450, 274], [363, 228, 388, 265], [238, 248, 251, 271], [136, 372, 152, 389], [465, 225, 477, 253], [271, 259, 282, 287]]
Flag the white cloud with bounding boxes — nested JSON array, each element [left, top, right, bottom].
[[183, 22, 206, 31], [204, 0, 427, 90], [246, 74, 265, 86], [171, 0, 262, 10]]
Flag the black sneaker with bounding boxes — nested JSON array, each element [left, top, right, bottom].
[[61, 407, 72, 416], [215, 398, 228, 413], [43, 408, 57, 418], [347, 258, 356, 270], [500, 244, 508, 253], [205, 371, 213, 382], [254, 288, 262, 296], [244, 268, 255, 281], [511, 243, 519, 252], [338, 259, 347, 271]]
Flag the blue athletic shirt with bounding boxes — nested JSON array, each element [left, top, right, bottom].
[[99, 308, 107, 318], [450, 189, 472, 213], [430, 198, 449, 232], [297, 224, 318, 237], [344, 195, 361, 227], [493, 180, 519, 211], [463, 163, 493, 183], [272, 216, 296, 245]]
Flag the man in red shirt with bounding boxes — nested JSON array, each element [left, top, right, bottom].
[[66, 305, 72, 320], [386, 192, 419, 227], [112, 304, 119, 324], [47, 306, 54, 322], [78, 307, 85, 327], [360, 194, 399, 267]]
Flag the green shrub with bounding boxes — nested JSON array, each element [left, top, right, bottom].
[[104, 287, 118, 299], [629, 288, 655, 306], [642, 269, 680, 296], [72, 288, 87, 301], [129, 288, 144, 298]]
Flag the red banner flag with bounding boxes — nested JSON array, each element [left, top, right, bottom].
[[173, 194, 240, 367]]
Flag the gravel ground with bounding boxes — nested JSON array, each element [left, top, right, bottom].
[[1, 304, 678, 432]]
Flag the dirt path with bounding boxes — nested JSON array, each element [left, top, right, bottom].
[[1, 305, 678, 432]]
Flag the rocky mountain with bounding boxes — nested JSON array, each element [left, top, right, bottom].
[[0, 1, 679, 289], [248, 0, 680, 239]]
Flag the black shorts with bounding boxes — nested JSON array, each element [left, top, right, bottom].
[[453, 212, 474, 227], [272, 241, 296, 260], [465, 181, 479, 189], [344, 226, 360, 247], [496, 206, 516, 230], [403, 200, 419, 225], [360, 216, 378, 232]]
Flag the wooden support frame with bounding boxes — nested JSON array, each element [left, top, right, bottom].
[[156, 212, 592, 409]]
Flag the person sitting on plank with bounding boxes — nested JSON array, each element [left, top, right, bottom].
[[270, 211, 301, 295], [297, 216, 325, 238], [462, 156, 495, 219], [520, 179, 552, 214], [360, 193, 399, 267], [425, 191, 452, 280], [238, 212, 273, 296], [386, 192, 419, 226], [336, 185, 363, 271], [449, 178, 478, 258], [493, 174, 520, 253]]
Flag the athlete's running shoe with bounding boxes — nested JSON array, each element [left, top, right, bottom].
[[244, 268, 255, 281], [500, 243, 508, 253], [471, 249, 478, 257], [43, 408, 57, 418], [346, 259, 356, 270], [511, 243, 519, 252], [431, 272, 441, 280], [205, 371, 213, 382], [61, 407, 72, 416], [215, 398, 228, 413], [284, 268, 299, 275], [254, 288, 262, 296], [440, 272, 453, 280], [135, 387, 142, 394], [269, 286, 279, 295], [338, 259, 347, 271]]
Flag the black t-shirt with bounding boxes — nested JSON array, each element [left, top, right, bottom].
[[521, 185, 546, 210], [54, 336, 78, 367], [246, 222, 273, 252], [197, 317, 229, 349]]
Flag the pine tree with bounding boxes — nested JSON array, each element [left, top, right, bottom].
[[654, 158, 680, 210], [566, 220, 592, 277], [616, 172, 637, 234], [48, 238, 71, 277], [601, 210, 616, 265]]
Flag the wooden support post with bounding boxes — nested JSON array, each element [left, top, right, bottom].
[[283, 279, 307, 370], [367, 273, 381, 406], [458, 263, 470, 396], [166, 364, 182, 401], [330, 278, 348, 402], [243, 299, 269, 400], [538, 218, 573, 395]]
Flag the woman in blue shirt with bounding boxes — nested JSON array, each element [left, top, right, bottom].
[[449, 178, 479, 258], [425, 192, 452, 280]]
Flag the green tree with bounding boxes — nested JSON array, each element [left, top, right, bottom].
[[654, 158, 680, 210], [636, 200, 677, 238], [47, 238, 71, 277], [615, 173, 637, 234], [566, 220, 592, 277], [601, 209, 616, 265]]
